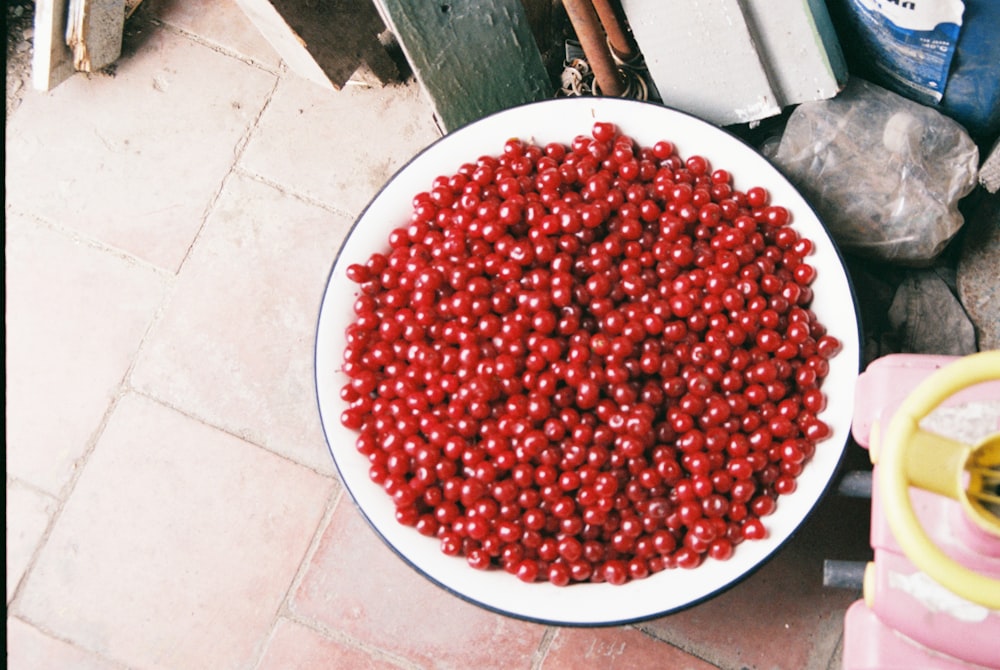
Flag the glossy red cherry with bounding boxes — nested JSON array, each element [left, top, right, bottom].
[[338, 126, 838, 586]]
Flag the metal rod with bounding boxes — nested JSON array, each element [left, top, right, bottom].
[[562, 0, 626, 97], [590, 0, 638, 62], [823, 560, 868, 589], [836, 470, 873, 498]]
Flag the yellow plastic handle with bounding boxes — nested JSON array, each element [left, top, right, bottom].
[[902, 428, 970, 499], [879, 350, 1000, 610]]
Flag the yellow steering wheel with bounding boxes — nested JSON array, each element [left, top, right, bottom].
[[878, 350, 1000, 610]]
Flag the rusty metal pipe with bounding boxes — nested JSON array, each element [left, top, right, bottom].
[[590, 0, 638, 62], [562, 0, 626, 97]]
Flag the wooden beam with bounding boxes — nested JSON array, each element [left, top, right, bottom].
[[32, 0, 76, 90], [374, 0, 553, 131]]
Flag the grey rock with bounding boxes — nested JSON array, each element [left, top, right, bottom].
[[888, 268, 977, 355], [957, 195, 1000, 351]]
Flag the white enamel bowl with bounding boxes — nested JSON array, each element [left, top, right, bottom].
[[315, 97, 861, 625]]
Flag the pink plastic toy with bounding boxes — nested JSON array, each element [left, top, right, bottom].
[[843, 352, 1000, 669]]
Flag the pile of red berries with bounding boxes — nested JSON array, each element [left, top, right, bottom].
[[338, 122, 840, 585]]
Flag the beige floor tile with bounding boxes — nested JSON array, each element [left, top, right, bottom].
[[291, 500, 548, 670], [4, 17, 276, 273], [5, 480, 58, 602], [13, 392, 335, 670], [7, 617, 126, 670], [129, 173, 349, 473], [141, 0, 282, 70], [4, 213, 168, 495], [257, 617, 403, 670], [238, 75, 441, 216]]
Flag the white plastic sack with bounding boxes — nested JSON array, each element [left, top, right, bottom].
[[769, 77, 979, 265]]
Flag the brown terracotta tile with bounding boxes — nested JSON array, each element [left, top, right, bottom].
[[7, 617, 125, 670], [291, 498, 548, 669], [238, 75, 441, 217], [4, 213, 168, 494], [639, 492, 870, 670], [4, 20, 276, 273], [13, 393, 335, 670], [542, 626, 718, 670], [141, 0, 282, 70], [129, 173, 350, 474], [257, 617, 404, 670]]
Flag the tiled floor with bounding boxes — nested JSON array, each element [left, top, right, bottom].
[[6, 2, 873, 668]]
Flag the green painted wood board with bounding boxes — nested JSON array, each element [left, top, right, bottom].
[[376, 0, 553, 131]]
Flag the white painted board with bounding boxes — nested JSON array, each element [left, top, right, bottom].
[[620, 0, 847, 126]]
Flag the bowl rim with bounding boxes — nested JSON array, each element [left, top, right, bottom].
[[314, 96, 864, 626]]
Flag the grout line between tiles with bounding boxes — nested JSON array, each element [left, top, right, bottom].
[[5, 255, 176, 612], [275, 611, 422, 670], [275, 483, 345, 621], [135, 11, 284, 80], [4, 475, 61, 506], [530, 626, 558, 670], [825, 629, 845, 670], [124, 385, 339, 480], [169, 67, 282, 278], [4, 476, 60, 604], [230, 165, 359, 220], [6, 614, 132, 670], [90, 31, 340, 486], [6, 383, 127, 619], [3, 205, 181, 613], [633, 623, 725, 669], [245, 484, 344, 670], [2, 206, 177, 281], [245, 615, 282, 670], [261, 485, 423, 670], [8, 381, 340, 662]]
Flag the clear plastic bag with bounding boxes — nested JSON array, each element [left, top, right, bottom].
[[768, 77, 979, 265]]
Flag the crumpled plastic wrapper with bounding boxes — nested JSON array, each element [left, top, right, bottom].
[[768, 77, 980, 266]]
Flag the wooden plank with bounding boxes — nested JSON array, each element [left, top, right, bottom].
[[32, 0, 76, 90], [234, 0, 400, 90], [373, 0, 553, 131], [67, 0, 126, 73]]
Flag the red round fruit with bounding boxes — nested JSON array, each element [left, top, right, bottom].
[[338, 125, 836, 587]]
